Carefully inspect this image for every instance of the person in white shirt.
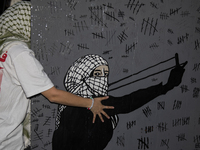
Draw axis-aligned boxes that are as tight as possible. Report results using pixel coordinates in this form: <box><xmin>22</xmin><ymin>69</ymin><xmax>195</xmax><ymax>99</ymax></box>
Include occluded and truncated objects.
<box><xmin>0</xmin><ymin>2</ymin><xmax>113</xmax><ymax>150</ymax></box>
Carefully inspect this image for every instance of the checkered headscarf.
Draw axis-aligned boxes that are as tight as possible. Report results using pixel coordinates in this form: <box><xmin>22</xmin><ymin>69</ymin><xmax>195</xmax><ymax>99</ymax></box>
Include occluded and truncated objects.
<box><xmin>65</xmin><ymin>54</ymin><xmax>109</xmax><ymax>97</ymax></box>
<box><xmin>0</xmin><ymin>1</ymin><xmax>31</xmax><ymax>54</ymax></box>
<box><xmin>55</xmin><ymin>54</ymin><xmax>109</xmax><ymax>129</ymax></box>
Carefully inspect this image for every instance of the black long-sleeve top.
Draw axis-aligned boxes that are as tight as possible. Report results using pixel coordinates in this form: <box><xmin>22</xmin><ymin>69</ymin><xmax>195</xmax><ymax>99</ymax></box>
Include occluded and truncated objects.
<box><xmin>52</xmin><ymin>82</ymin><xmax>170</xmax><ymax>150</ymax></box>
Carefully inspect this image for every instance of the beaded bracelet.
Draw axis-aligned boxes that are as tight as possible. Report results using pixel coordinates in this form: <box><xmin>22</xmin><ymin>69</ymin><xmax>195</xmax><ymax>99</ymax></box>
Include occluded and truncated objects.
<box><xmin>87</xmin><ymin>97</ymin><xmax>94</xmax><ymax>110</ymax></box>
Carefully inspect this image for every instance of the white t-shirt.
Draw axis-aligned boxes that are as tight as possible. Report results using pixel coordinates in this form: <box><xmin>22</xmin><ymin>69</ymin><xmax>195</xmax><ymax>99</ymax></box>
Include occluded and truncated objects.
<box><xmin>0</xmin><ymin>41</ymin><xmax>54</xmax><ymax>150</ymax></box>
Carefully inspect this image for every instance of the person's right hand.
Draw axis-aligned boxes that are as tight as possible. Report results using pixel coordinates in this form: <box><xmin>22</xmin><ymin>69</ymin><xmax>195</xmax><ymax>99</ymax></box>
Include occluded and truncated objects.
<box><xmin>90</xmin><ymin>96</ymin><xmax>114</xmax><ymax>123</ymax></box>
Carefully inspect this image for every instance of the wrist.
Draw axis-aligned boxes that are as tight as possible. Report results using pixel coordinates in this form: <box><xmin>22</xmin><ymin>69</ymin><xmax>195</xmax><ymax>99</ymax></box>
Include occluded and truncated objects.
<box><xmin>87</xmin><ymin>97</ymin><xmax>94</xmax><ymax>110</ymax></box>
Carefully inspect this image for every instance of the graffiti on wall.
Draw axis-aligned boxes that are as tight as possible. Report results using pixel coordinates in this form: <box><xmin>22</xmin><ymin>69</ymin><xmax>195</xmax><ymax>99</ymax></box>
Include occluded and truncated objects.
<box><xmin>52</xmin><ymin>53</ymin><xmax>186</xmax><ymax>149</ymax></box>
<box><xmin>31</xmin><ymin>0</ymin><xmax>200</xmax><ymax>149</ymax></box>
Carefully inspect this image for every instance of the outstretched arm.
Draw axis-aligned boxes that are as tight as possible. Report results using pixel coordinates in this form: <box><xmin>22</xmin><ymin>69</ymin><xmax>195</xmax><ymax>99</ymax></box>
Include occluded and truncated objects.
<box><xmin>103</xmin><ymin>82</ymin><xmax>165</xmax><ymax>115</ymax></box>
<box><xmin>102</xmin><ymin>61</ymin><xmax>186</xmax><ymax>116</ymax></box>
<box><xmin>42</xmin><ymin>87</ymin><xmax>114</xmax><ymax>123</ymax></box>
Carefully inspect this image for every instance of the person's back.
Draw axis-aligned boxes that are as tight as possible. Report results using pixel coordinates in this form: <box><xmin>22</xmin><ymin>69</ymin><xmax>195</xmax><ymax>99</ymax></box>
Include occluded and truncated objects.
<box><xmin>0</xmin><ymin>42</ymin><xmax>31</xmax><ymax>149</ymax></box>
<box><xmin>0</xmin><ymin>2</ymin><xmax>54</xmax><ymax>149</ymax></box>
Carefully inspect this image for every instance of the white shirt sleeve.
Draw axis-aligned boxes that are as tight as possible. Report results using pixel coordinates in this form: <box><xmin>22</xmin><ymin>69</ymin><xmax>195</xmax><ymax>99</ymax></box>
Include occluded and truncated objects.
<box><xmin>10</xmin><ymin>43</ymin><xmax>54</xmax><ymax>97</ymax></box>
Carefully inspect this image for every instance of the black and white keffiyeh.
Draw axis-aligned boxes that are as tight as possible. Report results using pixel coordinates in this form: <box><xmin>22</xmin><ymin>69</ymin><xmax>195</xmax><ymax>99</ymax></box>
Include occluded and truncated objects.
<box><xmin>55</xmin><ymin>54</ymin><xmax>109</xmax><ymax>129</ymax></box>
<box><xmin>65</xmin><ymin>54</ymin><xmax>109</xmax><ymax>97</ymax></box>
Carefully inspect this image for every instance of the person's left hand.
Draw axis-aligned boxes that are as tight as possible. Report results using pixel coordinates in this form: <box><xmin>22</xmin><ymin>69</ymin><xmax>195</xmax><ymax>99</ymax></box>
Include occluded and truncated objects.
<box><xmin>90</xmin><ymin>96</ymin><xmax>114</xmax><ymax>123</ymax></box>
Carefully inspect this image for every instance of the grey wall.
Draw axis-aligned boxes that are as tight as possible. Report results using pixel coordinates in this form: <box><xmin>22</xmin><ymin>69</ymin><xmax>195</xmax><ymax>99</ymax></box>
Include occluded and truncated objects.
<box><xmin>31</xmin><ymin>0</ymin><xmax>200</xmax><ymax>149</ymax></box>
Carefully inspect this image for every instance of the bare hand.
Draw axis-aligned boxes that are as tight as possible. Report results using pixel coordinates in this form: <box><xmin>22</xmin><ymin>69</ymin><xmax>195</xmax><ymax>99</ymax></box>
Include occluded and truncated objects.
<box><xmin>90</xmin><ymin>96</ymin><xmax>114</xmax><ymax>123</ymax></box>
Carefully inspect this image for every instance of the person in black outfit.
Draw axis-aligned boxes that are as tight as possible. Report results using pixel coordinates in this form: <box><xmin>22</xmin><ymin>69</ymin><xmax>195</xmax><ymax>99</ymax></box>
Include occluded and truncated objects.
<box><xmin>53</xmin><ymin>54</ymin><xmax>186</xmax><ymax>150</ymax></box>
